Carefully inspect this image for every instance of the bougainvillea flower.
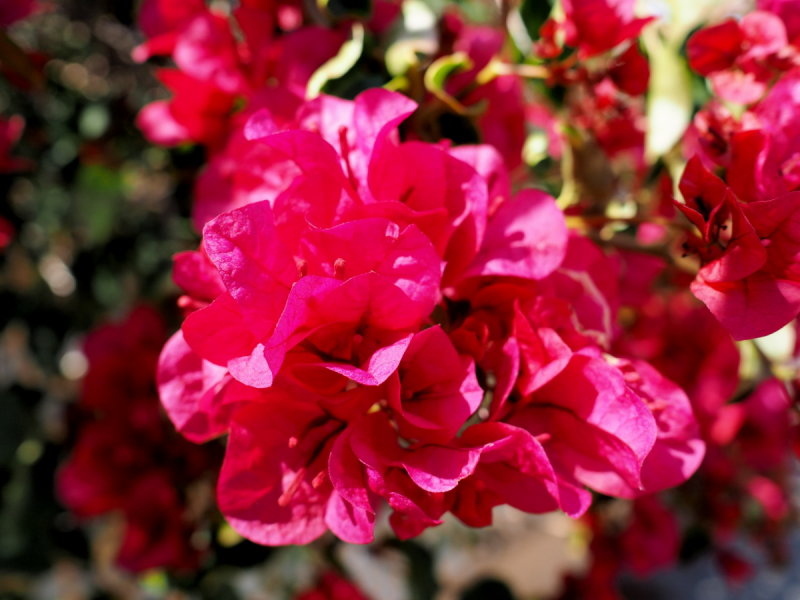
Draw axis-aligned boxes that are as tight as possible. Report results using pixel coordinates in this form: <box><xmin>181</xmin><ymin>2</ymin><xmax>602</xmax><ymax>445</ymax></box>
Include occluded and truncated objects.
<box><xmin>182</xmin><ymin>197</ymin><xmax>442</xmax><ymax>389</ymax></box>
<box><xmin>751</xmin><ymin>72</ymin><xmax>800</xmax><ymax>199</ymax></box>
<box><xmin>608</xmin><ymin>42</ymin><xmax>650</xmax><ymax>97</ymax></box>
<box><xmin>464</xmin><ymin>189</ymin><xmax>567</xmax><ymax>282</ymax></box>
<box><xmin>59</xmin><ymin>307</ymin><xmax>217</xmax><ymax>572</ymax></box>
<box><xmin>620</xmin><ymin>495</ymin><xmax>681</xmax><ymax>576</ymax></box>
<box><xmin>136</xmin><ymin>4</ymin><xmax>344</xmax><ymax>151</ymax></box>
<box><xmin>217</xmin><ymin>397</ymin><xmax>343</xmax><ymax>545</ymax></box>
<box><xmin>217</xmin><ymin>380</ymin><xmax>478</xmax><ymax>544</ymax></box>
<box><xmin>561</xmin><ymin>0</ymin><xmax>654</xmax><ymax>58</ymax></box>
<box><xmin>542</xmin><ymin>233</ymin><xmax>620</xmax><ymax>349</ymax></box>
<box><xmin>384</xmin><ymin>326</ymin><xmax>483</xmax><ymax>443</ymax></box>
<box><xmin>570</xmin><ymin>78</ymin><xmax>648</xmax><ymax>165</ymax></box>
<box><xmin>133</xmin><ymin>0</ymin><xmax>206</xmax><ymax>61</ymax></box>
<box><xmin>116</xmin><ymin>471</ymin><xmax>205</xmax><ymax>573</ymax></box>
<box><xmin>606</xmin><ymin>359</ymin><xmax>705</xmax><ymax>496</ymax></box>
<box><xmin>157</xmin><ymin>331</ymin><xmax>237</xmax><ymax>443</ymax></box>
<box><xmin>451</xmin><ymin>422</ymin><xmax>570</xmax><ymax>524</ymax></box>
<box><xmin>509</xmin><ymin>352</ymin><xmax>658</xmax><ymax>498</ymax></box>
<box><xmin>192</xmin><ymin>89</ymin><xmax>305</xmax><ymax>228</ymax></box>
<box><xmin>156</xmin><ymin>78</ymin><xmax>704</xmax><ymax>548</ymax></box>
<box><xmin>614</xmin><ymin>290</ymin><xmax>740</xmax><ymax>439</ymax></box>
<box><xmin>687</xmin><ymin>20</ymin><xmax>744</xmax><ymax>76</ymax></box>
<box><xmin>172</xmin><ymin>11</ymin><xmax>249</xmax><ymax>95</ymax></box>
<box><xmin>687</xmin><ymin>12</ymin><xmax>791</xmax><ymax>105</ymax></box>
<box><xmin>243</xmin><ymin>89</ymin><xmax>490</xmax><ymax>285</ymax></box>
<box><xmin>678</xmin><ymin>156</ymin><xmax>800</xmax><ymax>339</ymax></box>
<box><xmin>136</xmin><ymin>69</ymin><xmax>236</xmax><ymax>148</ymax></box>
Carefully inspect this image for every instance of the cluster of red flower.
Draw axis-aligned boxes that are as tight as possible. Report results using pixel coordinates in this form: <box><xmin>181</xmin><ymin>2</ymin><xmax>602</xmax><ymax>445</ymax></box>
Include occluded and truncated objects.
<box><xmin>58</xmin><ymin>307</ymin><xmax>218</xmax><ymax>572</ymax></box>
<box><xmin>132</xmin><ymin>0</ymin><xmax>711</xmax><ymax>549</ymax></box>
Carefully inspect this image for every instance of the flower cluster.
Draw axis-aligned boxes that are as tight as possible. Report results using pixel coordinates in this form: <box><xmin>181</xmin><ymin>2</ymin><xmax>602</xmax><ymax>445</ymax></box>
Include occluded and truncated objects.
<box><xmin>157</xmin><ymin>86</ymin><xmax>705</xmax><ymax>546</ymax></box>
<box><xmin>134</xmin><ymin>0</ymin><xmax>347</xmax><ymax>152</ymax></box>
<box><xmin>681</xmin><ymin>4</ymin><xmax>800</xmax><ymax>339</ymax></box>
<box><xmin>58</xmin><ymin>307</ymin><xmax>218</xmax><ymax>572</ymax></box>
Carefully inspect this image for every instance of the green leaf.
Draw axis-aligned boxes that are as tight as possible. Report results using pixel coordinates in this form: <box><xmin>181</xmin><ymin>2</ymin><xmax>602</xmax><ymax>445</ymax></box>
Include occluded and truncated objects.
<box><xmin>423</xmin><ymin>52</ymin><xmax>473</xmax><ymax>113</ymax></box>
<box><xmin>307</xmin><ymin>23</ymin><xmax>365</xmax><ymax>99</ymax></box>
<box><xmin>519</xmin><ymin>0</ymin><xmax>554</xmax><ymax>40</ymax></box>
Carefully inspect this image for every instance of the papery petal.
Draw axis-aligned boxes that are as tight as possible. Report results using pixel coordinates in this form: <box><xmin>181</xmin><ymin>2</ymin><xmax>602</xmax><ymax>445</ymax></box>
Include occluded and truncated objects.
<box><xmin>217</xmin><ymin>401</ymin><xmax>332</xmax><ymax>546</ymax></box>
<box><xmin>226</xmin><ymin>276</ymin><xmax>340</xmax><ymax>388</ymax></box>
<box><xmin>609</xmin><ymin>42</ymin><xmax>650</xmax><ymax>96</ymax></box>
<box><xmin>610</xmin><ymin>360</ymin><xmax>705</xmax><ymax>497</ymax></box>
<box><xmin>182</xmin><ymin>293</ymin><xmax>257</xmax><ymax>365</ymax></box>
<box><xmin>350</xmin><ymin>413</ymin><xmax>479</xmax><ymax>493</ymax></box>
<box><xmin>172</xmin><ymin>250</ymin><xmax>225</xmax><ymax>301</ymax></box>
<box><xmin>710</xmin><ymin>70</ymin><xmax>767</xmax><ymax>106</ymax></box>
<box><xmin>157</xmin><ymin>331</ymin><xmax>233</xmax><ymax>442</ymax></box>
<box><xmin>328</xmin><ymin>431</ymin><xmax>372</xmax><ymax>511</ymax></box>
<box><xmin>320</xmin><ymin>333</ymin><xmax>412</xmax><ymax>386</ymax></box>
<box><xmin>173</xmin><ymin>13</ymin><xmax>247</xmax><ymax>94</ymax></box>
<box><xmin>300</xmin><ymin>218</ymin><xmax>442</xmax><ymax>320</ymax></box>
<box><xmin>203</xmin><ymin>201</ymin><xmax>295</xmax><ymax>338</ymax></box>
<box><xmin>388</xmin><ymin>326</ymin><xmax>483</xmax><ymax>439</ymax></box>
<box><xmin>514</xmin><ymin>405</ymin><xmax>646</xmax><ymax>494</ymax></box>
<box><xmin>687</xmin><ymin>20</ymin><xmax>743</xmax><ymax>75</ymax></box>
<box><xmin>459</xmin><ymin>422</ymin><xmax>562</xmax><ymax>513</ymax></box>
<box><xmin>562</xmin><ymin>0</ymin><xmax>654</xmax><ymax>57</ymax></box>
<box><xmin>449</xmin><ymin>144</ymin><xmax>511</xmax><ymax>216</ymax></box>
<box><xmin>740</xmin><ymin>11</ymin><xmax>787</xmax><ymax>60</ymax></box>
<box><xmin>466</xmin><ymin>189</ymin><xmax>566</xmax><ymax>281</ymax></box>
<box><xmin>138</xmin><ymin>0</ymin><xmax>205</xmax><ymax>39</ymax></box>
<box><xmin>325</xmin><ymin>490</ymin><xmax>375</xmax><ymax>544</ymax></box>
<box><xmin>136</xmin><ymin>100</ymin><xmax>191</xmax><ymax>146</ymax></box>
<box><xmin>692</xmin><ymin>272</ymin><xmax>800</xmax><ymax>340</ymax></box>
<box><xmin>402</xmin><ymin>445</ymin><xmax>481</xmax><ymax>493</ymax></box>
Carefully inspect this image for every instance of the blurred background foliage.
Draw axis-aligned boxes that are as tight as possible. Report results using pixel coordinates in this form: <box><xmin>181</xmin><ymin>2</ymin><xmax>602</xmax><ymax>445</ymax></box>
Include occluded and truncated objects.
<box><xmin>0</xmin><ymin>1</ymin><xmax>204</xmax><ymax>595</ymax></box>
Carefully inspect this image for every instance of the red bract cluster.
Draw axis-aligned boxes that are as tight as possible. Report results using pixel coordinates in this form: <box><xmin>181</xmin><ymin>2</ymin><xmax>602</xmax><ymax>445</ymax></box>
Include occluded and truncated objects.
<box><xmin>564</xmin><ymin>376</ymin><xmax>797</xmax><ymax>595</ymax></box>
<box><xmin>295</xmin><ymin>571</ymin><xmax>371</xmax><ymax>600</ymax></box>
<box><xmin>58</xmin><ymin>307</ymin><xmax>218</xmax><ymax>572</ymax></box>
<box><xmin>682</xmin><ymin>4</ymin><xmax>800</xmax><ymax>339</ymax></box>
<box><xmin>134</xmin><ymin>0</ymin><xmax>347</xmax><ymax>150</ymax></box>
<box><xmin>156</xmin><ymin>87</ymin><xmax>705</xmax><ymax>546</ymax></box>
<box><xmin>561</xmin><ymin>0</ymin><xmax>653</xmax><ymax>59</ymax></box>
